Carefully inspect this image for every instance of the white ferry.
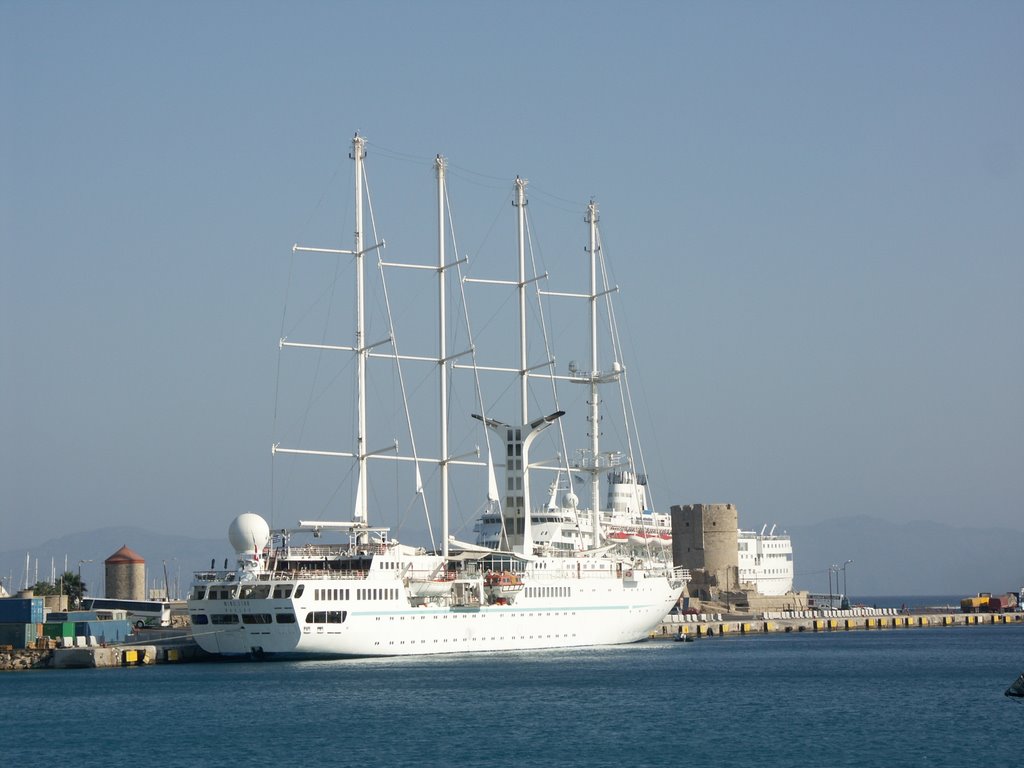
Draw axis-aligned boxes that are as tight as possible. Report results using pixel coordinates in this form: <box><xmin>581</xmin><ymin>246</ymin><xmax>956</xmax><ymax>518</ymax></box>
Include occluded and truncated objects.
<box><xmin>738</xmin><ymin>525</ymin><xmax>794</xmax><ymax>596</ymax></box>
<box><xmin>187</xmin><ymin>135</ymin><xmax>687</xmax><ymax>658</ymax></box>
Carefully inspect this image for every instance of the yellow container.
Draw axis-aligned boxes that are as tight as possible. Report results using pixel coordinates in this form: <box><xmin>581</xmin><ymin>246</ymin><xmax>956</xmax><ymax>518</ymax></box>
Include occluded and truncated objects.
<box><xmin>123</xmin><ymin>649</ymin><xmax>138</xmax><ymax>664</ymax></box>
<box><xmin>866</xmin><ymin>618</ymin><xmax>876</xmax><ymax>628</ymax></box>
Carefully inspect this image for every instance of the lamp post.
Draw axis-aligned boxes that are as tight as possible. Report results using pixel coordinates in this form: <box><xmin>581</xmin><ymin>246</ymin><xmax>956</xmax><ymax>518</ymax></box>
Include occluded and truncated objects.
<box><xmin>77</xmin><ymin>559</ymin><xmax>93</xmax><ymax>609</ymax></box>
<box><xmin>827</xmin><ymin>565</ymin><xmax>833</xmax><ymax>609</ymax></box>
<box><xmin>842</xmin><ymin>560</ymin><xmax>853</xmax><ymax>606</ymax></box>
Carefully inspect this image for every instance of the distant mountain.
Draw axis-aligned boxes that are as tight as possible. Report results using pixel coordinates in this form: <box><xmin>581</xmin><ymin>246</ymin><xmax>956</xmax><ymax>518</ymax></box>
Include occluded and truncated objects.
<box><xmin>788</xmin><ymin>515</ymin><xmax>1024</xmax><ymax>598</ymax></box>
<box><xmin>0</xmin><ymin>526</ymin><xmax>224</xmax><ymax>599</ymax></box>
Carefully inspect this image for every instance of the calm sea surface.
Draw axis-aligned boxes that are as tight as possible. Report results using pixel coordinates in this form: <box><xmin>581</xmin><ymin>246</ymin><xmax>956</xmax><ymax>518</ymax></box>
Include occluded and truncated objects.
<box><xmin>2</xmin><ymin>623</ymin><xmax>1021</xmax><ymax>767</ymax></box>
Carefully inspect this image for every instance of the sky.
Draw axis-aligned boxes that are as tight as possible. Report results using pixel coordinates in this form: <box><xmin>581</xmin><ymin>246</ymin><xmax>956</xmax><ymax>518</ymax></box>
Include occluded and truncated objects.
<box><xmin>2</xmin><ymin>1</ymin><xmax>1022</xmax><ymax>557</ymax></box>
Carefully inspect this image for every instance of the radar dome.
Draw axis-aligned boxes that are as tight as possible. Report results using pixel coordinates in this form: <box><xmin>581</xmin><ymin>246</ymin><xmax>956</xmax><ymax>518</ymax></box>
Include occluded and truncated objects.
<box><xmin>228</xmin><ymin>513</ymin><xmax>271</xmax><ymax>554</ymax></box>
<box><xmin>562</xmin><ymin>491</ymin><xmax>579</xmax><ymax>509</ymax></box>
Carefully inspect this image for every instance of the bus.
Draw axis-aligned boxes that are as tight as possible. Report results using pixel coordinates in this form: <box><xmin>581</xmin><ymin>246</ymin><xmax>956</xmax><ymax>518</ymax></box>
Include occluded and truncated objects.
<box><xmin>82</xmin><ymin>597</ymin><xmax>172</xmax><ymax>627</ymax></box>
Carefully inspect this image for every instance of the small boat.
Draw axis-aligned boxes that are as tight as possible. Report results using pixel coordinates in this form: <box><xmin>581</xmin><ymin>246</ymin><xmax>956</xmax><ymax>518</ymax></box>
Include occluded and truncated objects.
<box><xmin>1006</xmin><ymin>673</ymin><xmax>1024</xmax><ymax>698</ymax></box>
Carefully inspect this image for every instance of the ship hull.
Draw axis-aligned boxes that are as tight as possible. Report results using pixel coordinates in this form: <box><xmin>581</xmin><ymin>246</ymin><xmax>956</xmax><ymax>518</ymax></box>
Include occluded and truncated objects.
<box><xmin>189</xmin><ymin>575</ymin><xmax>681</xmax><ymax>658</ymax></box>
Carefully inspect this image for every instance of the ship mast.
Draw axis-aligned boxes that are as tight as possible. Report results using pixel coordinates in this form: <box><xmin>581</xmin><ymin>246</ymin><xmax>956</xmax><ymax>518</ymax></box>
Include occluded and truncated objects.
<box><xmin>352</xmin><ymin>134</ymin><xmax>369</xmax><ymax>536</ymax></box>
<box><xmin>514</xmin><ymin>177</ymin><xmax>533</xmax><ymax>556</ymax></box>
<box><xmin>437</xmin><ymin>154</ymin><xmax>449</xmax><ymax>559</ymax></box>
<box><xmin>586</xmin><ymin>200</ymin><xmax>601</xmax><ymax>549</ymax></box>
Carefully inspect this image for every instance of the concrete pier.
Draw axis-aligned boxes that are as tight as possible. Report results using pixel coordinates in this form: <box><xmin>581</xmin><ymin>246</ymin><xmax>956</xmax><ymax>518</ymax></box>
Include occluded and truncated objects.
<box><xmin>51</xmin><ymin>645</ymin><xmax>159</xmax><ymax>669</ymax></box>
<box><xmin>653</xmin><ymin>610</ymin><xmax>1023</xmax><ymax>639</ymax></box>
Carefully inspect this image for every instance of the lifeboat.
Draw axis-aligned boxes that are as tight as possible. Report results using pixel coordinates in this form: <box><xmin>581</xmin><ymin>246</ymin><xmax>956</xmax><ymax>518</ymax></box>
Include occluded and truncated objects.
<box><xmin>606</xmin><ymin>531</ymin><xmax>629</xmax><ymax>543</ymax></box>
<box><xmin>485</xmin><ymin>571</ymin><xmax>524</xmax><ymax>593</ymax></box>
<box><xmin>484</xmin><ymin>571</ymin><xmax>524</xmax><ymax>605</ymax></box>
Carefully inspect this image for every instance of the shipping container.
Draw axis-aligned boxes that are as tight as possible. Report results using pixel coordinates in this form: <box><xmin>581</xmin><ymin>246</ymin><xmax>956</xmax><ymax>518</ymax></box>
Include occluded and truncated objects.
<box><xmin>0</xmin><ymin>598</ymin><xmax>44</xmax><ymax>624</ymax></box>
<box><xmin>74</xmin><ymin>619</ymin><xmax>132</xmax><ymax>644</ymax></box>
<box><xmin>961</xmin><ymin>596</ymin><xmax>987</xmax><ymax>613</ymax></box>
<box><xmin>987</xmin><ymin>595</ymin><xmax>1012</xmax><ymax>612</ymax></box>
<box><xmin>0</xmin><ymin>622</ymin><xmax>40</xmax><ymax>649</ymax></box>
<box><xmin>42</xmin><ymin>621</ymin><xmax>76</xmax><ymax>638</ymax></box>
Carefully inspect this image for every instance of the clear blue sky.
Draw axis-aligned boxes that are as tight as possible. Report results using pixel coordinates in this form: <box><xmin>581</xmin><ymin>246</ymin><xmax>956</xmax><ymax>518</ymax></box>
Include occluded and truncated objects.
<box><xmin>2</xmin><ymin>1</ymin><xmax>1021</xmax><ymax>552</ymax></box>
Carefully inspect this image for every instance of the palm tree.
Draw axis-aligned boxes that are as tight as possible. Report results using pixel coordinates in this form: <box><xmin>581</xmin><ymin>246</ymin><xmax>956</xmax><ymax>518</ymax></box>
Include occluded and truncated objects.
<box><xmin>58</xmin><ymin>571</ymin><xmax>87</xmax><ymax>608</ymax></box>
<box><xmin>28</xmin><ymin>572</ymin><xmax>87</xmax><ymax>607</ymax></box>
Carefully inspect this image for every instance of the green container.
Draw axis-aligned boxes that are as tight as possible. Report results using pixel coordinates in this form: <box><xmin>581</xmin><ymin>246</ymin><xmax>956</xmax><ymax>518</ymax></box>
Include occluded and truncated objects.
<box><xmin>42</xmin><ymin>621</ymin><xmax>75</xmax><ymax>638</ymax></box>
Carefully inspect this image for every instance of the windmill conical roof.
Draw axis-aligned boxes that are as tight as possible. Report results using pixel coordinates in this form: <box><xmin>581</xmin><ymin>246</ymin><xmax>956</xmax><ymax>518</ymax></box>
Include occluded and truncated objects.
<box><xmin>105</xmin><ymin>544</ymin><xmax>145</xmax><ymax>565</ymax></box>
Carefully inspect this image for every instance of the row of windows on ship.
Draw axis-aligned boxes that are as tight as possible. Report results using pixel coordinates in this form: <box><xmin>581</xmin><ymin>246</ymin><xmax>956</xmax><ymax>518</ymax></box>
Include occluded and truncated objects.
<box><xmin>192</xmin><ymin>612</ymin><xmax>341</xmax><ymax>626</ymax></box>
<box><xmin>194</xmin><ymin>599</ymin><xmax>579</xmax><ymax>628</ymax></box>
<box><xmin>193</xmin><ymin>584</ymin><xmax>573</xmax><ymax>603</ymax></box>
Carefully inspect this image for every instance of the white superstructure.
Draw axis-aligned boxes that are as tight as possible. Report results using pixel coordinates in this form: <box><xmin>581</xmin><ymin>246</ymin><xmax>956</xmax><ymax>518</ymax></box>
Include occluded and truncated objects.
<box><xmin>187</xmin><ymin>135</ymin><xmax>686</xmax><ymax>658</ymax></box>
<box><xmin>737</xmin><ymin>525</ymin><xmax>794</xmax><ymax>596</ymax></box>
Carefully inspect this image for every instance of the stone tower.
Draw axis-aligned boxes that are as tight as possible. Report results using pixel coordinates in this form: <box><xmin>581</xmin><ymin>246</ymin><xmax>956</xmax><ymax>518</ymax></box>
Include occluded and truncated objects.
<box><xmin>671</xmin><ymin>503</ymin><xmax>739</xmax><ymax>597</ymax></box>
<box><xmin>104</xmin><ymin>545</ymin><xmax>146</xmax><ymax>600</ymax></box>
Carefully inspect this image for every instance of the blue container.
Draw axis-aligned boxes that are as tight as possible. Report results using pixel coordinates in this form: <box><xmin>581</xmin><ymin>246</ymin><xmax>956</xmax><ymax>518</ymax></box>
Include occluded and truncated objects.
<box><xmin>75</xmin><ymin>619</ymin><xmax>131</xmax><ymax>644</ymax></box>
<box><xmin>0</xmin><ymin>621</ymin><xmax>40</xmax><ymax>649</ymax></box>
<box><xmin>0</xmin><ymin>598</ymin><xmax>44</xmax><ymax>624</ymax></box>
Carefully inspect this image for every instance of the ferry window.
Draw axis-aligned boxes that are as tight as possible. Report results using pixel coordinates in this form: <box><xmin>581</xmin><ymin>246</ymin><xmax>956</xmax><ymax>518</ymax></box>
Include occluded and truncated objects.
<box><xmin>211</xmin><ymin>614</ymin><xmax>239</xmax><ymax>625</ymax></box>
<box><xmin>242</xmin><ymin>614</ymin><xmax>273</xmax><ymax>624</ymax></box>
<box><xmin>273</xmin><ymin>585</ymin><xmax>293</xmax><ymax>599</ymax></box>
<box><xmin>192</xmin><ymin>614</ymin><xmax>209</xmax><ymax>625</ymax></box>
<box><xmin>327</xmin><ymin>611</ymin><xmax>346</xmax><ymax>623</ymax></box>
<box><xmin>294</xmin><ymin>585</ymin><xmax>305</xmax><ymax>598</ymax></box>
<box><xmin>276</xmin><ymin>613</ymin><xmax>296</xmax><ymax>623</ymax></box>
<box><xmin>240</xmin><ymin>584</ymin><xmax>271</xmax><ymax>600</ymax></box>
<box><xmin>192</xmin><ymin>586</ymin><xmax>207</xmax><ymax>600</ymax></box>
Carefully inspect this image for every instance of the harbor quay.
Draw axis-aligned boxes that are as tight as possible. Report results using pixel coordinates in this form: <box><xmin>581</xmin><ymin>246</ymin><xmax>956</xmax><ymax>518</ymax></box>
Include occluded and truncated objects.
<box><xmin>652</xmin><ymin>608</ymin><xmax>1024</xmax><ymax>639</ymax></box>
<box><xmin>2</xmin><ymin>609</ymin><xmax>1020</xmax><ymax>670</ymax></box>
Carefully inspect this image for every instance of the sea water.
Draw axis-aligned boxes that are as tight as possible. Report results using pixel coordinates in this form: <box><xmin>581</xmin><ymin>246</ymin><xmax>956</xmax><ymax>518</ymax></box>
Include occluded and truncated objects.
<box><xmin>1</xmin><ymin>623</ymin><xmax>1021</xmax><ymax>767</ymax></box>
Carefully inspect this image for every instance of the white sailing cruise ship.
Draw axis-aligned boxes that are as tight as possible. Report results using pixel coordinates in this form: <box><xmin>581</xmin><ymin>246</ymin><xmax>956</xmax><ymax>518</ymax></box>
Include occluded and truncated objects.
<box><xmin>187</xmin><ymin>135</ymin><xmax>687</xmax><ymax>658</ymax></box>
